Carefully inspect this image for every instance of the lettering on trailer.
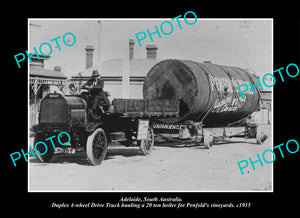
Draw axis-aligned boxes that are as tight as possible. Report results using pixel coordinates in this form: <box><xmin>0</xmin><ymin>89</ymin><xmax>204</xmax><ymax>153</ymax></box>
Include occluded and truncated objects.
<box><xmin>208</xmin><ymin>75</ymin><xmax>247</xmax><ymax>113</ymax></box>
<box><xmin>152</xmin><ymin>123</ymin><xmax>187</xmax><ymax>130</ymax></box>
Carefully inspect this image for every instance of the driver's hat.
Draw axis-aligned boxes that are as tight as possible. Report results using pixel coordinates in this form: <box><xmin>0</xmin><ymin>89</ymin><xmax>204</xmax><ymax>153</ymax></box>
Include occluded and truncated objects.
<box><xmin>91</xmin><ymin>70</ymin><xmax>100</xmax><ymax>77</ymax></box>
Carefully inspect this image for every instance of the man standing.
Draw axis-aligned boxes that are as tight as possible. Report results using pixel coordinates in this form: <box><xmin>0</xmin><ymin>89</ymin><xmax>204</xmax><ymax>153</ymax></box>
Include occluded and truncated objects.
<box><xmin>81</xmin><ymin>70</ymin><xmax>110</xmax><ymax>113</ymax></box>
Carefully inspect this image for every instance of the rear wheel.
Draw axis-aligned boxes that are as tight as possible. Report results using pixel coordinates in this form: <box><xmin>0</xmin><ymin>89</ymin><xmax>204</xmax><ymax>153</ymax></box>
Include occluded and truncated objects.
<box><xmin>203</xmin><ymin>131</ymin><xmax>214</xmax><ymax>149</ymax></box>
<box><xmin>138</xmin><ymin>127</ymin><xmax>154</xmax><ymax>155</ymax></box>
<box><xmin>86</xmin><ymin>128</ymin><xmax>108</xmax><ymax>165</ymax></box>
<box><xmin>256</xmin><ymin>126</ymin><xmax>268</xmax><ymax>145</ymax></box>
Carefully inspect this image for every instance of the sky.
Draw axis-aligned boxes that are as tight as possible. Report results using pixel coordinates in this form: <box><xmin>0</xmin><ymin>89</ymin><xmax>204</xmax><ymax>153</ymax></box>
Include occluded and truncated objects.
<box><xmin>29</xmin><ymin>19</ymin><xmax>272</xmax><ymax>79</ymax></box>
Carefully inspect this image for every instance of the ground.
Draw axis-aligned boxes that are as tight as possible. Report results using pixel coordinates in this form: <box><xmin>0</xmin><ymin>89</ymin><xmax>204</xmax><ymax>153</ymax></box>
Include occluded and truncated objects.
<box><xmin>29</xmin><ymin>124</ymin><xmax>272</xmax><ymax>191</ymax></box>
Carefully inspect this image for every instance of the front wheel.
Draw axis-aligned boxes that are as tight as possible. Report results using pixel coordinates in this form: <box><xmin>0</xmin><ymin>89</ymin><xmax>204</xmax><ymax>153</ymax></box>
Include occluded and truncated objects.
<box><xmin>138</xmin><ymin>127</ymin><xmax>154</xmax><ymax>155</ymax></box>
<box><xmin>86</xmin><ymin>128</ymin><xmax>108</xmax><ymax>165</ymax></box>
<box><xmin>33</xmin><ymin>133</ymin><xmax>54</xmax><ymax>163</ymax></box>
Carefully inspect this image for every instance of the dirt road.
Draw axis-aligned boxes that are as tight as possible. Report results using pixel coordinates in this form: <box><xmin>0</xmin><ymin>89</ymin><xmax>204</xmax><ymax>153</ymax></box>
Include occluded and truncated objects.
<box><xmin>29</xmin><ymin>125</ymin><xmax>272</xmax><ymax>191</ymax></box>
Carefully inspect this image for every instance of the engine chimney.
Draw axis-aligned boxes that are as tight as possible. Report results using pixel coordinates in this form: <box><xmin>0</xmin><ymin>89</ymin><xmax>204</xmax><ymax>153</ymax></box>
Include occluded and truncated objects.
<box><xmin>85</xmin><ymin>46</ymin><xmax>94</xmax><ymax>69</ymax></box>
<box><xmin>146</xmin><ymin>45</ymin><xmax>158</xmax><ymax>59</ymax></box>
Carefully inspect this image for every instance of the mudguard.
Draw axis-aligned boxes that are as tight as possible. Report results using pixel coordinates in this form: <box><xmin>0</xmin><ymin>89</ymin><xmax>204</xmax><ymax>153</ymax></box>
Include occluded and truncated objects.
<box><xmin>85</xmin><ymin>121</ymin><xmax>106</xmax><ymax>133</ymax></box>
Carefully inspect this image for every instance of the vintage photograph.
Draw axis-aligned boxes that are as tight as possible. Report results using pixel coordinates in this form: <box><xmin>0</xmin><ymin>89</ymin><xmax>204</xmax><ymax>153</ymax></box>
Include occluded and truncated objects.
<box><xmin>28</xmin><ymin>18</ymin><xmax>273</xmax><ymax>191</ymax></box>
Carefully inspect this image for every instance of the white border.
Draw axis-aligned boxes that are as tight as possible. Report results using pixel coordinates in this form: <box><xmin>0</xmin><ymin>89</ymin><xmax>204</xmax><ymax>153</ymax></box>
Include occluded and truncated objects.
<box><xmin>28</xmin><ymin>18</ymin><xmax>273</xmax><ymax>193</ymax></box>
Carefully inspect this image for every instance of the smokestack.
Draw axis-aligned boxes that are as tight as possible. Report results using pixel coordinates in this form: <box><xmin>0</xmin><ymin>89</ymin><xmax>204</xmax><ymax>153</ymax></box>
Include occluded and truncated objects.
<box><xmin>85</xmin><ymin>45</ymin><xmax>94</xmax><ymax>69</ymax></box>
<box><xmin>129</xmin><ymin>38</ymin><xmax>135</xmax><ymax>60</ymax></box>
<box><xmin>146</xmin><ymin>45</ymin><xmax>158</xmax><ymax>59</ymax></box>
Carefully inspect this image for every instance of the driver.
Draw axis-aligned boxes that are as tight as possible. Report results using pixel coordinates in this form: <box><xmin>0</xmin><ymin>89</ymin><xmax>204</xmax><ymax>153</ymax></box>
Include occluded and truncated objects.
<box><xmin>81</xmin><ymin>70</ymin><xmax>110</xmax><ymax>113</ymax></box>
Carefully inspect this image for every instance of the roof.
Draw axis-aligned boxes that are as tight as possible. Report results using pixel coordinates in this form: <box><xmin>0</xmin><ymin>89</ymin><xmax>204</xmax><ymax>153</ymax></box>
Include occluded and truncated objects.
<box><xmin>73</xmin><ymin>58</ymin><xmax>160</xmax><ymax>78</ymax></box>
<box><xmin>30</xmin><ymin>66</ymin><xmax>67</xmax><ymax>79</ymax></box>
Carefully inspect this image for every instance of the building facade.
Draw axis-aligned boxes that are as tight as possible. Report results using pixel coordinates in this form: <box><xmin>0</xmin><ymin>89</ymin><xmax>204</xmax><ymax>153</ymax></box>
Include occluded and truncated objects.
<box><xmin>29</xmin><ymin>55</ymin><xmax>67</xmax><ymax>127</ymax></box>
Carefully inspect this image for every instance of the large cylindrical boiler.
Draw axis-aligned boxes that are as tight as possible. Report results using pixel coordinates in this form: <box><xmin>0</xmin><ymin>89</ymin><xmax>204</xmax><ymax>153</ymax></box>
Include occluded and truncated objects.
<box><xmin>143</xmin><ymin>59</ymin><xmax>261</xmax><ymax>126</ymax></box>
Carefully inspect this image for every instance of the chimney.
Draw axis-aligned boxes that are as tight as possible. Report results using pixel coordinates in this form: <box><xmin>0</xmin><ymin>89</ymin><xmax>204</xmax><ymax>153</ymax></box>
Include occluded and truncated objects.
<box><xmin>146</xmin><ymin>45</ymin><xmax>158</xmax><ymax>59</ymax></box>
<box><xmin>53</xmin><ymin>66</ymin><xmax>61</xmax><ymax>72</ymax></box>
<box><xmin>29</xmin><ymin>54</ymin><xmax>49</xmax><ymax>68</ymax></box>
<box><xmin>129</xmin><ymin>38</ymin><xmax>135</xmax><ymax>60</ymax></box>
<box><xmin>85</xmin><ymin>45</ymin><xmax>94</xmax><ymax>69</ymax></box>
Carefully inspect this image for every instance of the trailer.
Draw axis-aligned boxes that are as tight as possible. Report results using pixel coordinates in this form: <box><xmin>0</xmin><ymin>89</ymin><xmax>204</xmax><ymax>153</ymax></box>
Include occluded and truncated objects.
<box><xmin>112</xmin><ymin>98</ymin><xmax>267</xmax><ymax>148</ymax></box>
<box><xmin>112</xmin><ymin>98</ymin><xmax>217</xmax><ymax>147</ymax></box>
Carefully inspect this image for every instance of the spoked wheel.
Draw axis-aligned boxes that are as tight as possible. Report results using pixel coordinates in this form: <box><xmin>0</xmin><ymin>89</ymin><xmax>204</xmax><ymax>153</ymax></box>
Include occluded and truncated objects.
<box><xmin>256</xmin><ymin>126</ymin><xmax>268</xmax><ymax>145</ymax></box>
<box><xmin>138</xmin><ymin>127</ymin><xmax>154</xmax><ymax>155</ymax></box>
<box><xmin>33</xmin><ymin>133</ymin><xmax>54</xmax><ymax>163</ymax></box>
<box><xmin>86</xmin><ymin>128</ymin><xmax>108</xmax><ymax>165</ymax></box>
<box><xmin>203</xmin><ymin>131</ymin><xmax>214</xmax><ymax>149</ymax></box>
